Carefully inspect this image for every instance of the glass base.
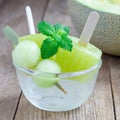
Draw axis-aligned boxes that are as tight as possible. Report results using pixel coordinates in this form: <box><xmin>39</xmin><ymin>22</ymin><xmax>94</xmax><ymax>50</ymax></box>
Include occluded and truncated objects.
<box><xmin>25</xmin><ymin>93</ymin><xmax>91</xmax><ymax>112</ymax></box>
<box><xmin>17</xmin><ymin>70</ymin><xmax>97</xmax><ymax>112</ymax></box>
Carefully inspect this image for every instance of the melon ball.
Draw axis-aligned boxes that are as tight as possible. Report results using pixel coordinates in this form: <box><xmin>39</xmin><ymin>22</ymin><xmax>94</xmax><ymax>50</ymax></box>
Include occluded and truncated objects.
<box><xmin>36</xmin><ymin>59</ymin><xmax>61</xmax><ymax>73</ymax></box>
<box><xmin>32</xmin><ymin>60</ymin><xmax>61</xmax><ymax>88</ymax></box>
<box><xmin>12</xmin><ymin>40</ymin><xmax>40</xmax><ymax>68</ymax></box>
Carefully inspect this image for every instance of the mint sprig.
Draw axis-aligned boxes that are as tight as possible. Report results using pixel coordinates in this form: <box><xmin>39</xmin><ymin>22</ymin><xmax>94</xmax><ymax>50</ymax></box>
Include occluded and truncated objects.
<box><xmin>37</xmin><ymin>21</ymin><xmax>73</xmax><ymax>59</ymax></box>
<box><xmin>54</xmin><ymin>24</ymin><xmax>70</xmax><ymax>34</ymax></box>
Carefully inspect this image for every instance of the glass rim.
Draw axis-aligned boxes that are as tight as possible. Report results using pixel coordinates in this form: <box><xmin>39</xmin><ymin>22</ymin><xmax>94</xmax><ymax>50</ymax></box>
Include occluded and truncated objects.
<box><xmin>14</xmin><ymin>60</ymin><xmax>102</xmax><ymax>79</ymax></box>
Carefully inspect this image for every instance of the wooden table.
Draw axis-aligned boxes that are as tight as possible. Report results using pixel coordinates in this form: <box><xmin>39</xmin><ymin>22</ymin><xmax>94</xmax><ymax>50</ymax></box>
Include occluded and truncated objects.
<box><xmin>0</xmin><ymin>0</ymin><xmax>120</xmax><ymax>120</ymax></box>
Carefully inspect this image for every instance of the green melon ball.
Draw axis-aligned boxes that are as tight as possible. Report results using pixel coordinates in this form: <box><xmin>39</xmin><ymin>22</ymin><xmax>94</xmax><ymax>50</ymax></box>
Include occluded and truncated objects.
<box><xmin>36</xmin><ymin>59</ymin><xmax>61</xmax><ymax>73</ymax></box>
<box><xmin>32</xmin><ymin>60</ymin><xmax>61</xmax><ymax>88</ymax></box>
<box><xmin>12</xmin><ymin>40</ymin><xmax>40</xmax><ymax>68</ymax></box>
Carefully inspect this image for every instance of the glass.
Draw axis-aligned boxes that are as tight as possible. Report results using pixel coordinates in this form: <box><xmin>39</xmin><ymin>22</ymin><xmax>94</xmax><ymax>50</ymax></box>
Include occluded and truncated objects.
<box><xmin>14</xmin><ymin>60</ymin><xmax>102</xmax><ymax>112</ymax></box>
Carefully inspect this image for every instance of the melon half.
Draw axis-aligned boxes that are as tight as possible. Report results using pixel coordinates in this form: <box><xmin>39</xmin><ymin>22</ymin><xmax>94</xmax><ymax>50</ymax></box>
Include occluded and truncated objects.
<box><xmin>68</xmin><ymin>0</ymin><xmax>120</xmax><ymax>56</ymax></box>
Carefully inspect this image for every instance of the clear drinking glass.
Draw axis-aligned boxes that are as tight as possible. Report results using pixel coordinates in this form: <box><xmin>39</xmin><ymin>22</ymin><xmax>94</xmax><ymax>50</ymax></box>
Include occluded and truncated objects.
<box><xmin>14</xmin><ymin>60</ymin><xmax>102</xmax><ymax>112</ymax></box>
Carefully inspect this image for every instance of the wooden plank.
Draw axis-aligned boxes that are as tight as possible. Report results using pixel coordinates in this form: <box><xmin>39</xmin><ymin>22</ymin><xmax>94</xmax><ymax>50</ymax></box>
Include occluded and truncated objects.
<box><xmin>44</xmin><ymin>1</ymin><xmax>114</xmax><ymax>119</ymax></box>
<box><xmin>109</xmin><ymin>56</ymin><xmax>120</xmax><ymax>120</ymax></box>
<box><xmin>44</xmin><ymin>0</ymin><xmax>78</xmax><ymax>37</ymax></box>
<box><xmin>85</xmin><ymin>54</ymin><xmax>115</xmax><ymax>120</ymax></box>
<box><xmin>0</xmin><ymin>1</ymin><xmax>24</xmax><ymax>120</ymax></box>
<box><xmin>0</xmin><ymin>0</ymin><xmax>47</xmax><ymax>120</ymax></box>
<box><xmin>14</xmin><ymin>0</ymin><xmax>115</xmax><ymax>120</ymax></box>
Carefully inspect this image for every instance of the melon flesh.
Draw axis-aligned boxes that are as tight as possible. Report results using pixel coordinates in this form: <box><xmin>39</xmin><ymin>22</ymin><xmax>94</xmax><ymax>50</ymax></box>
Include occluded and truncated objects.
<box><xmin>109</xmin><ymin>0</ymin><xmax>120</xmax><ymax>4</ymax></box>
<box><xmin>32</xmin><ymin>59</ymin><xmax>61</xmax><ymax>88</ymax></box>
<box><xmin>12</xmin><ymin>40</ymin><xmax>40</xmax><ymax>68</ymax></box>
<box><xmin>19</xmin><ymin>34</ymin><xmax>47</xmax><ymax>46</ymax></box>
<box><xmin>76</xmin><ymin>0</ymin><xmax>120</xmax><ymax>15</ymax></box>
<box><xmin>18</xmin><ymin>34</ymin><xmax>102</xmax><ymax>84</ymax></box>
<box><xmin>19</xmin><ymin>34</ymin><xmax>102</xmax><ymax>72</ymax></box>
<box><xmin>51</xmin><ymin>36</ymin><xmax>102</xmax><ymax>72</ymax></box>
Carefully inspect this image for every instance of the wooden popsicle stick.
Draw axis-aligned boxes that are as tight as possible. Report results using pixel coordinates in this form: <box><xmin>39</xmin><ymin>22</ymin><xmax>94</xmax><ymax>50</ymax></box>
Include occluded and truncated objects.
<box><xmin>25</xmin><ymin>6</ymin><xmax>35</xmax><ymax>34</ymax></box>
<box><xmin>25</xmin><ymin>5</ymin><xmax>67</xmax><ymax>94</ymax></box>
<box><xmin>56</xmin><ymin>83</ymin><xmax>67</xmax><ymax>94</ymax></box>
<box><xmin>79</xmin><ymin>12</ymin><xmax>100</xmax><ymax>46</ymax></box>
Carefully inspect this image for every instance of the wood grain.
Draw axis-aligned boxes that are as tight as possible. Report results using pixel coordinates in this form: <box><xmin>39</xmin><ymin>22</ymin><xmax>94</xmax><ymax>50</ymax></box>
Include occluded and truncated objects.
<box><xmin>0</xmin><ymin>0</ymin><xmax>23</xmax><ymax>120</ymax></box>
<box><xmin>44</xmin><ymin>1</ymin><xmax>115</xmax><ymax>119</ymax></box>
<box><xmin>0</xmin><ymin>0</ymin><xmax>47</xmax><ymax>120</ymax></box>
<box><xmin>109</xmin><ymin>56</ymin><xmax>120</xmax><ymax>120</ymax></box>
<box><xmin>14</xmin><ymin>0</ymin><xmax>115</xmax><ymax>120</ymax></box>
<box><xmin>44</xmin><ymin>0</ymin><xmax>78</xmax><ymax>37</ymax></box>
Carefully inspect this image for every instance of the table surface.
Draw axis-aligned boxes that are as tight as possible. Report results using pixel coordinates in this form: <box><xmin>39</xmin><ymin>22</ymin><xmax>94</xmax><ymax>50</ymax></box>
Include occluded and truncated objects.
<box><xmin>0</xmin><ymin>0</ymin><xmax>120</xmax><ymax>120</ymax></box>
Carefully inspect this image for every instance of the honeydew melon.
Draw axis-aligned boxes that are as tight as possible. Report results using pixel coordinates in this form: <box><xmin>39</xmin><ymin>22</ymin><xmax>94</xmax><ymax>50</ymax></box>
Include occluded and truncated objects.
<box><xmin>109</xmin><ymin>0</ymin><xmax>120</xmax><ymax>4</ymax></box>
<box><xmin>32</xmin><ymin>59</ymin><xmax>61</xmax><ymax>88</ymax></box>
<box><xmin>12</xmin><ymin>40</ymin><xmax>40</xmax><ymax>68</ymax></box>
<box><xmin>68</xmin><ymin>0</ymin><xmax>120</xmax><ymax>56</ymax></box>
<box><xmin>19</xmin><ymin>34</ymin><xmax>102</xmax><ymax>72</ymax></box>
<box><xmin>51</xmin><ymin>36</ymin><xmax>102</xmax><ymax>72</ymax></box>
<box><xmin>19</xmin><ymin>34</ymin><xmax>101</xmax><ymax>85</ymax></box>
<box><xmin>36</xmin><ymin>59</ymin><xmax>61</xmax><ymax>73</ymax></box>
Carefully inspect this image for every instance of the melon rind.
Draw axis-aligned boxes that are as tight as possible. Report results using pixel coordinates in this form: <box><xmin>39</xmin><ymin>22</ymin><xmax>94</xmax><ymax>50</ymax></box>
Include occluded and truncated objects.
<box><xmin>68</xmin><ymin>0</ymin><xmax>120</xmax><ymax>56</ymax></box>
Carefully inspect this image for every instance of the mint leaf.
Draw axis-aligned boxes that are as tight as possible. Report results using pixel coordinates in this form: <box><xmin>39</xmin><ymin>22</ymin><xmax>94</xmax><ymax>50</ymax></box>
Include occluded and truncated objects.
<box><xmin>53</xmin><ymin>34</ymin><xmax>73</xmax><ymax>51</ymax></box>
<box><xmin>54</xmin><ymin>24</ymin><xmax>63</xmax><ymax>32</ymax></box>
<box><xmin>59</xmin><ymin>36</ymin><xmax>73</xmax><ymax>51</ymax></box>
<box><xmin>54</xmin><ymin>24</ymin><xmax>70</xmax><ymax>34</ymax></box>
<box><xmin>57</xmin><ymin>29</ymin><xmax>67</xmax><ymax>36</ymax></box>
<box><xmin>41</xmin><ymin>38</ymin><xmax>59</xmax><ymax>59</ymax></box>
<box><xmin>54</xmin><ymin>34</ymin><xmax>62</xmax><ymax>43</ymax></box>
<box><xmin>37</xmin><ymin>21</ymin><xmax>55</xmax><ymax>37</ymax></box>
<box><xmin>63</xmin><ymin>26</ymin><xmax>70</xmax><ymax>34</ymax></box>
